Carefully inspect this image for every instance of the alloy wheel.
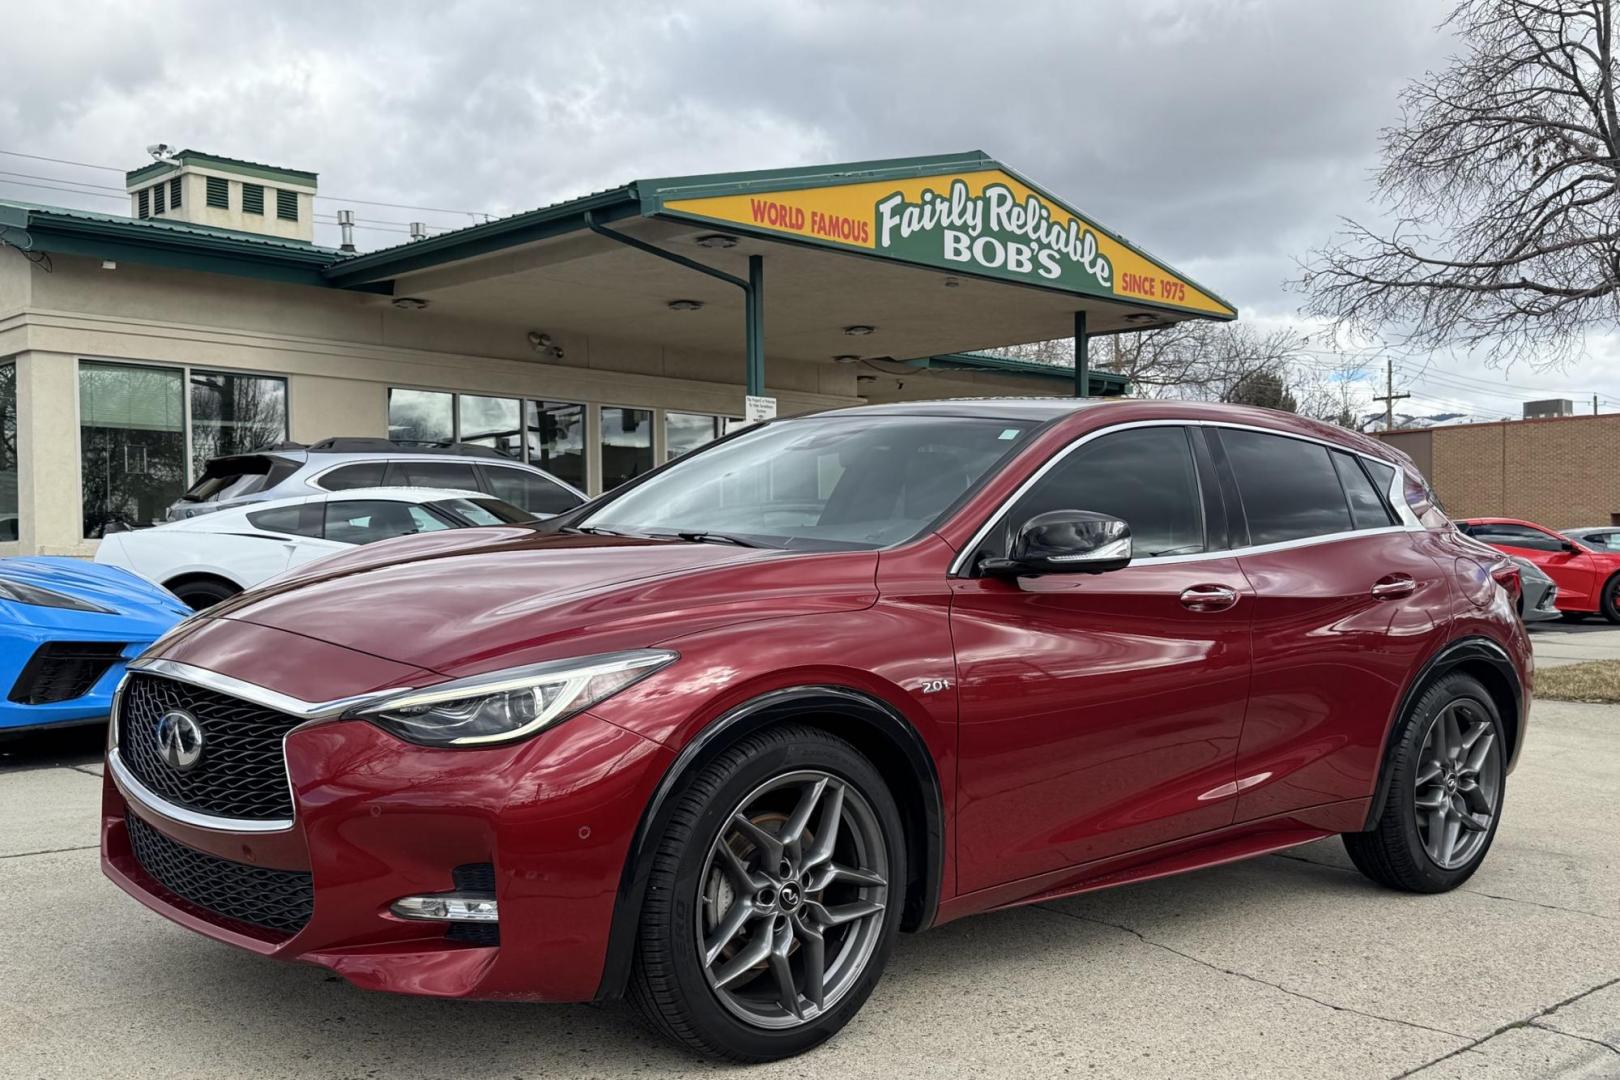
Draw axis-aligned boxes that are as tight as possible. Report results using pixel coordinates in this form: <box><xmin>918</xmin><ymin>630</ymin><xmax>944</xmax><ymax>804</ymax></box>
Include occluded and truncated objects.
<box><xmin>695</xmin><ymin>770</ymin><xmax>889</xmax><ymax>1029</ymax></box>
<box><xmin>1414</xmin><ymin>700</ymin><xmax>1502</xmax><ymax>870</ymax></box>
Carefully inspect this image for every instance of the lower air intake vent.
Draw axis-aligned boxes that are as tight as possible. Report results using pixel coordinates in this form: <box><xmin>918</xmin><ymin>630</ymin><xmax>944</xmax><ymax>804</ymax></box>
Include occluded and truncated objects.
<box><xmin>126</xmin><ymin>813</ymin><xmax>313</xmax><ymax>936</ymax></box>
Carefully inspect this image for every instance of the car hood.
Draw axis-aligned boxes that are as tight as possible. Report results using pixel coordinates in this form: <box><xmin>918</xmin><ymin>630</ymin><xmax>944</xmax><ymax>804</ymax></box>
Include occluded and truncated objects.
<box><xmin>0</xmin><ymin>556</ymin><xmax>191</xmax><ymax>634</ymax></box>
<box><xmin>205</xmin><ymin>526</ymin><xmax>879</xmax><ymax>675</ymax></box>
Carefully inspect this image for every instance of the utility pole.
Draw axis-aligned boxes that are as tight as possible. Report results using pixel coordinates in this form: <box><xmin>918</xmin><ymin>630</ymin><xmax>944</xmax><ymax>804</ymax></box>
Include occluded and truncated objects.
<box><xmin>1595</xmin><ymin>394</ymin><xmax>1601</xmax><ymax>416</ymax></box>
<box><xmin>1372</xmin><ymin>358</ymin><xmax>1410</xmax><ymax>430</ymax></box>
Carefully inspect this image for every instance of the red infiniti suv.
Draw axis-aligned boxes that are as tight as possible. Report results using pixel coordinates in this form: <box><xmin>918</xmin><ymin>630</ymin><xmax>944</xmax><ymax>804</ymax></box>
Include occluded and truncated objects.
<box><xmin>102</xmin><ymin>400</ymin><xmax>1531</xmax><ymax>1061</ymax></box>
<box><xmin>1455</xmin><ymin>516</ymin><xmax>1620</xmax><ymax>623</ymax></box>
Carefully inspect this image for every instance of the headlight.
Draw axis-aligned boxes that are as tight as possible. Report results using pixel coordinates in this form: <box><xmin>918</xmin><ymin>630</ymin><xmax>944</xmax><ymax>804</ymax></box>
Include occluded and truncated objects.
<box><xmin>351</xmin><ymin>649</ymin><xmax>677</xmax><ymax>747</ymax></box>
<box><xmin>0</xmin><ymin>578</ymin><xmax>113</xmax><ymax>614</ymax></box>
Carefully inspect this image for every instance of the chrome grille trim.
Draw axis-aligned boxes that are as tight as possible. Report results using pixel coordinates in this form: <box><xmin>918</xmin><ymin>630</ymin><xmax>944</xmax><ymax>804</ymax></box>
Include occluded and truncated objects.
<box><xmin>107</xmin><ymin>657</ymin><xmax>409</xmax><ymax>833</ymax></box>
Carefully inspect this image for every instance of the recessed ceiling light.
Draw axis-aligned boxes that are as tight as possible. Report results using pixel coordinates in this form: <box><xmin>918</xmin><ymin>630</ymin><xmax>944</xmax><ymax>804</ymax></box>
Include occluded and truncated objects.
<box><xmin>943</xmin><ymin>277</ymin><xmax>961</xmax><ymax>288</ymax></box>
<box><xmin>668</xmin><ymin>299</ymin><xmax>704</xmax><ymax>311</ymax></box>
<box><xmin>832</xmin><ymin>354</ymin><xmax>861</xmax><ymax>364</ymax></box>
<box><xmin>695</xmin><ymin>234</ymin><xmax>738</xmax><ymax>249</ymax></box>
<box><xmin>1124</xmin><ymin>313</ymin><xmax>1158</xmax><ymax>324</ymax></box>
<box><xmin>843</xmin><ymin>325</ymin><xmax>876</xmax><ymax>336</ymax></box>
<box><xmin>391</xmin><ymin>297</ymin><xmax>429</xmax><ymax>310</ymax></box>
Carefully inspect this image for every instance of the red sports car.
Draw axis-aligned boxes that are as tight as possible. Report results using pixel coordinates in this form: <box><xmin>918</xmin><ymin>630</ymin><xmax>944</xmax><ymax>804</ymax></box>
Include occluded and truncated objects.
<box><xmin>1456</xmin><ymin>517</ymin><xmax>1620</xmax><ymax>623</ymax></box>
<box><xmin>102</xmin><ymin>400</ymin><xmax>1531</xmax><ymax>1061</ymax></box>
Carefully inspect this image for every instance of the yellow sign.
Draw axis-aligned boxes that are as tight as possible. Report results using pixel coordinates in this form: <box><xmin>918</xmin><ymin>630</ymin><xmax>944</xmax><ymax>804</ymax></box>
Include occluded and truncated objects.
<box><xmin>663</xmin><ymin>169</ymin><xmax>1234</xmax><ymax>318</ymax></box>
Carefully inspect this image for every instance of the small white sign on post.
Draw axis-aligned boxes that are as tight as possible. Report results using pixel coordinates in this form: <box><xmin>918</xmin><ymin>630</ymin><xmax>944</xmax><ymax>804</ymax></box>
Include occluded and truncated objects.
<box><xmin>743</xmin><ymin>395</ymin><xmax>777</xmax><ymax>427</ymax></box>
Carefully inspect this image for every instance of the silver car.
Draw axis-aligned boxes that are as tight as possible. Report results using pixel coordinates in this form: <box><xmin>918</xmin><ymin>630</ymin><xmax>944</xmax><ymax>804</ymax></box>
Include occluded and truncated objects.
<box><xmin>1563</xmin><ymin>527</ymin><xmax>1620</xmax><ymax>552</ymax></box>
<box><xmin>1511</xmin><ymin>555</ymin><xmax>1561</xmax><ymax>623</ymax></box>
<box><xmin>166</xmin><ymin>438</ymin><xmax>586</xmax><ymax>522</ymax></box>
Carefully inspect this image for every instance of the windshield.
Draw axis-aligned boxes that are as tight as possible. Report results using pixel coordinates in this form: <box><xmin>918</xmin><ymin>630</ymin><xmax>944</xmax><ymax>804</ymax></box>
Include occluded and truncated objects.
<box><xmin>430</xmin><ymin>497</ymin><xmax>535</xmax><ymax>525</ymax></box>
<box><xmin>579</xmin><ymin>414</ymin><xmax>1035</xmax><ymax>550</ymax></box>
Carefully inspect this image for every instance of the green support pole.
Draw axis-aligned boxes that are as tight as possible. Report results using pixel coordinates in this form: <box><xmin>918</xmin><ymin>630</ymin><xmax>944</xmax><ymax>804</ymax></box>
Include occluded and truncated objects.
<box><xmin>747</xmin><ymin>255</ymin><xmax>765</xmax><ymax>399</ymax></box>
<box><xmin>1074</xmin><ymin>310</ymin><xmax>1089</xmax><ymax>398</ymax></box>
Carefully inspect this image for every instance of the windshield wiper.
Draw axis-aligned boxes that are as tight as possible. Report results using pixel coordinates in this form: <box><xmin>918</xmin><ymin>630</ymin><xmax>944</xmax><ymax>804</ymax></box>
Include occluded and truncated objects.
<box><xmin>569</xmin><ymin>525</ymin><xmax>645</xmax><ymax>538</ymax></box>
<box><xmin>667</xmin><ymin>530</ymin><xmax>765</xmax><ymax>548</ymax></box>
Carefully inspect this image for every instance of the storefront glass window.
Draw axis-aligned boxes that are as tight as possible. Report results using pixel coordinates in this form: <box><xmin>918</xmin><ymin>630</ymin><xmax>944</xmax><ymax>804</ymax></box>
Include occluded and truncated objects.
<box><xmin>665</xmin><ymin>411</ymin><xmax>727</xmax><ymax>462</ymax></box>
<box><xmin>601</xmin><ymin>406</ymin><xmax>653</xmax><ymax>490</ymax></box>
<box><xmin>79</xmin><ymin>362</ymin><xmax>186</xmax><ymax>536</ymax></box>
<box><xmin>0</xmin><ymin>362</ymin><xmax>16</xmax><ymax>542</ymax></box>
<box><xmin>526</xmin><ymin>400</ymin><xmax>586</xmax><ymax>490</ymax></box>
<box><xmin>459</xmin><ymin>395</ymin><xmax>522</xmax><ymax>459</ymax></box>
<box><xmin>388</xmin><ymin>388</ymin><xmax>454</xmax><ymax>445</ymax></box>
<box><xmin>189</xmin><ymin>371</ymin><xmax>288</xmax><ymax>466</ymax></box>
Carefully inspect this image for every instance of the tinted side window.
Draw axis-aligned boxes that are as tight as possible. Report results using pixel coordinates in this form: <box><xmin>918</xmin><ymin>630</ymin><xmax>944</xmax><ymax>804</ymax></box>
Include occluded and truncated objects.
<box><xmin>1473</xmin><ymin>524</ymin><xmax>1564</xmax><ymax>552</ymax></box>
<box><xmin>1220</xmin><ymin>429</ymin><xmax>1352</xmax><ymax>545</ymax></box>
<box><xmin>323</xmin><ymin>500</ymin><xmax>452</xmax><ymax>545</ymax></box>
<box><xmin>316</xmin><ymin>462</ymin><xmax>387</xmax><ymax>491</ymax></box>
<box><xmin>245</xmin><ymin>505</ymin><xmax>320</xmax><ymax>537</ymax></box>
<box><xmin>482</xmin><ymin>466</ymin><xmax>582</xmax><ymax>515</ymax></box>
<box><xmin>1001</xmin><ymin>426</ymin><xmax>1205</xmax><ymax>558</ymax></box>
<box><xmin>393</xmin><ymin>461</ymin><xmax>479</xmax><ymax>490</ymax></box>
<box><xmin>1331</xmin><ymin>452</ymin><xmax>1395</xmax><ymax>529</ymax></box>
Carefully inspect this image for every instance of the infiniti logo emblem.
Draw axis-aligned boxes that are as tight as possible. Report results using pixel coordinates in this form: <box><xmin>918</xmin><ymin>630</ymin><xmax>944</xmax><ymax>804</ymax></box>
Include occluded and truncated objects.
<box><xmin>156</xmin><ymin>710</ymin><xmax>204</xmax><ymax>772</ymax></box>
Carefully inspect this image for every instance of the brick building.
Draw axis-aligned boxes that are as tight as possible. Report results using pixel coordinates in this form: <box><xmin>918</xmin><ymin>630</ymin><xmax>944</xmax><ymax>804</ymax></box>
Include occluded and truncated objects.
<box><xmin>1379</xmin><ymin>414</ymin><xmax>1620</xmax><ymax>528</ymax></box>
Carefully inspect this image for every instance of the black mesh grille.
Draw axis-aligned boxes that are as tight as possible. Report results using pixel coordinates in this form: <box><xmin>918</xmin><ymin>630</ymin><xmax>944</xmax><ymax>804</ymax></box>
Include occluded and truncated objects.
<box><xmin>446</xmin><ymin>863</ymin><xmax>499</xmax><ymax>945</ymax></box>
<box><xmin>126</xmin><ymin>813</ymin><xmax>313</xmax><ymax>936</ymax></box>
<box><xmin>118</xmin><ymin>674</ymin><xmax>298</xmax><ymax>820</ymax></box>
<box><xmin>7</xmin><ymin>642</ymin><xmax>126</xmax><ymax>705</ymax></box>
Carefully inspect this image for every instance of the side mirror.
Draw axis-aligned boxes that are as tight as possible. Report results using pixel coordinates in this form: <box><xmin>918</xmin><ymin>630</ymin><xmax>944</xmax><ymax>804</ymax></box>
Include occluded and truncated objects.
<box><xmin>981</xmin><ymin>510</ymin><xmax>1133</xmax><ymax>577</ymax></box>
<box><xmin>1561</xmin><ymin>540</ymin><xmax>1582</xmax><ymax>554</ymax></box>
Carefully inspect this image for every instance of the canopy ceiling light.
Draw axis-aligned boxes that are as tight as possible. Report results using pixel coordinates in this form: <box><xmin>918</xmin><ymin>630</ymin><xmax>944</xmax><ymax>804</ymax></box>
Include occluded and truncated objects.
<box><xmin>843</xmin><ymin>325</ymin><xmax>876</xmax><ymax>336</ymax></box>
<box><xmin>1124</xmin><ymin>313</ymin><xmax>1159</xmax><ymax>324</ymax></box>
<box><xmin>832</xmin><ymin>354</ymin><xmax>861</xmax><ymax>364</ymax></box>
<box><xmin>667</xmin><ymin>299</ymin><xmax>704</xmax><ymax>311</ymax></box>
<box><xmin>694</xmin><ymin>234</ymin><xmax>738</xmax><ymax>249</ymax></box>
<box><xmin>391</xmin><ymin>297</ymin><xmax>429</xmax><ymax>310</ymax></box>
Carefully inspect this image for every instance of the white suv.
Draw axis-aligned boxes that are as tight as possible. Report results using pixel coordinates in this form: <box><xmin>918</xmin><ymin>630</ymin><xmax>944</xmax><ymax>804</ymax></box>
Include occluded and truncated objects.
<box><xmin>165</xmin><ymin>438</ymin><xmax>586</xmax><ymax>522</ymax></box>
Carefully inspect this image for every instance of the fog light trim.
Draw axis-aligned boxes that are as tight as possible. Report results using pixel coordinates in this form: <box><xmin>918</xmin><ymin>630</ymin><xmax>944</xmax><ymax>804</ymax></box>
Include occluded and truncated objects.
<box><xmin>391</xmin><ymin>894</ymin><xmax>500</xmax><ymax>923</ymax></box>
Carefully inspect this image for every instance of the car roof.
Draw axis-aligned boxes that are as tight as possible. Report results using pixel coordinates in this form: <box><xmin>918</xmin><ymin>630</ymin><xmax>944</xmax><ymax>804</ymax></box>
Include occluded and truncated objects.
<box><xmin>162</xmin><ymin>487</ymin><xmax>488</xmax><ymax>528</ymax></box>
<box><xmin>1459</xmin><ymin>516</ymin><xmax>1551</xmax><ymax>528</ymax></box>
<box><xmin>812</xmin><ymin>398</ymin><xmax>1406</xmax><ymax>462</ymax></box>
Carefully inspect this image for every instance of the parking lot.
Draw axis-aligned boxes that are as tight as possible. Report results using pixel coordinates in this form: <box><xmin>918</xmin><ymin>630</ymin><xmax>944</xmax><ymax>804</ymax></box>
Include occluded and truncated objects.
<box><xmin>3</xmin><ymin>627</ymin><xmax>1617</xmax><ymax>1080</ymax></box>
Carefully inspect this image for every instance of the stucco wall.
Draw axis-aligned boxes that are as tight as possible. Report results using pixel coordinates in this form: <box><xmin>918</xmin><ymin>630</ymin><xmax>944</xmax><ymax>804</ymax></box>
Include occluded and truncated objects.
<box><xmin>5</xmin><ymin>251</ymin><xmax>866</xmax><ymax>555</ymax></box>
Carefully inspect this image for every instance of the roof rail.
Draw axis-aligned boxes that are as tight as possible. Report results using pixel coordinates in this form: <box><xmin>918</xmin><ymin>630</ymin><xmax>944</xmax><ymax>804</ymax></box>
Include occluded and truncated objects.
<box><xmin>303</xmin><ymin>437</ymin><xmax>511</xmax><ymax>459</ymax></box>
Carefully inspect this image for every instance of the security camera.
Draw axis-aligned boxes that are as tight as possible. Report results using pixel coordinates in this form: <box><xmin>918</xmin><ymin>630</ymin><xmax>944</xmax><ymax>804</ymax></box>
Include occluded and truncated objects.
<box><xmin>146</xmin><ymin>143</ymin><xmax>176</xmax><ymax>161</ymax></box>
<box><xmin>527</xmin><ymin>331</ymin><xmax>553</xmax><ymax>351</ymax></box>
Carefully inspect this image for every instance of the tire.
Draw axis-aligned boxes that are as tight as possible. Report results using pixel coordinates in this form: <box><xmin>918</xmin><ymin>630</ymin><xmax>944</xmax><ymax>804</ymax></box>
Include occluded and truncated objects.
<box><xmin>1600</xmin><ymin>574</ymin><xmax>1620</xmax><ymax>624</ymax></box>
<box><xmin>167</xmin><ymin>577</ymin><xmax>240</xmax><ymax>611</ymax></box>
<box><xmin>1345</xmin><ymin>673</ymin><xmax>1506</xmax><ymax>893</ymax></box>
<box><xmin>628</xmin><ymin>725</ymin><xmax>906</xmax><ymax>1062</ymax></box>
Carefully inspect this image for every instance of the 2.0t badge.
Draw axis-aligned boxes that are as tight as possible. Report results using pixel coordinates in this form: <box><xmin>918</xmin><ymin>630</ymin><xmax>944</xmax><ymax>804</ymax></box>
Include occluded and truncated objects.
<box><xmin>155</xmin><ymin>710</ymin><xmax>204</xmax><ymax>772</ymax></box>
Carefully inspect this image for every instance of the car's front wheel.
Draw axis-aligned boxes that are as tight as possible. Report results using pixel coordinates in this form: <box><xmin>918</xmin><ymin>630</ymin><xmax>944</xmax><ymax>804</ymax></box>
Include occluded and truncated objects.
<box><xmin>629</xmin><ymin>725</ymin><xmax>905</xmax><ymax>1061</ymax></box>
<box><xmin>1345</xmin><ymin>672</ymin><xmax>1506</xmax><ymax>892</ymax></box>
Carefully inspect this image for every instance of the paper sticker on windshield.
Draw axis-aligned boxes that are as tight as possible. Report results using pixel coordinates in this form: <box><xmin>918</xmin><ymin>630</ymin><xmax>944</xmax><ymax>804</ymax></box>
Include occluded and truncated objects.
<box><xmin>999</xmin><ymin>428</ymin><xmax>1020</xmax><ymax>440</ymax></box>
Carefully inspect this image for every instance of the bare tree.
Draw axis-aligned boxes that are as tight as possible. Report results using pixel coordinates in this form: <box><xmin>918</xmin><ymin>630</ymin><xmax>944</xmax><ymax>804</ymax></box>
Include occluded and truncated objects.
<box><xmin>1302</xmin><ymin>0</ymin><xmax>1620</xmax><ymax>365</ymax></box>
<box><xmin>992</xmin><ymin>321</ymin><xmax>1361</xmax><ymax>419</ymax></box>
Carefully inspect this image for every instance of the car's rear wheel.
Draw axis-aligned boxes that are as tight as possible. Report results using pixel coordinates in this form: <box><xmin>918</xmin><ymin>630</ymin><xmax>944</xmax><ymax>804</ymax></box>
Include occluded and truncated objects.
<box><xmin>1345</xmin><ymin>673</ymin><xmax>1505</xmax><ymax>892</ymax></box>
<box><xmin>166</xmin><ymin>575</ymin><xmax>240</xmax><ymax>611</ymax></box>
<box><xmin>629</xmin><ymin>725</ymin><xmax>905</xmax><ymax>1061</ymax></box>
<box><xmin>1599</xmin><ymin>573</ymin><xmax>1620</xmax><ymax>624</ymax></box>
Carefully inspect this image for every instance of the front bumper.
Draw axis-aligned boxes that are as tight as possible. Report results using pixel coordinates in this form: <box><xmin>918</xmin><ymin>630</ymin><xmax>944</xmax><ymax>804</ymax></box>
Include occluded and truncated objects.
<box><xmin>103</xmin><ymin>706</ymin><xmax>673</xmax><ymax>1002</ymax></box>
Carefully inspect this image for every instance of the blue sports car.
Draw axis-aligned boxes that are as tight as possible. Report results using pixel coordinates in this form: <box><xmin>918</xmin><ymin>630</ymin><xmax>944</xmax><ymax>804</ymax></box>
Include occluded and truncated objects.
<box><xmin>0</xmin><ymin>557</ymin><xmax>189</xmax><ymax>735</ymax></box>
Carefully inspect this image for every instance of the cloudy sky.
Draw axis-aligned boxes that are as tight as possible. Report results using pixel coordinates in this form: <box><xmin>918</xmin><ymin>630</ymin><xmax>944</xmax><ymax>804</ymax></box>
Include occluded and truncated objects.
<box><xmin>4</xmin><ymin>0</ymin><xmax>1618</xmax><ymax>418</ymax></box>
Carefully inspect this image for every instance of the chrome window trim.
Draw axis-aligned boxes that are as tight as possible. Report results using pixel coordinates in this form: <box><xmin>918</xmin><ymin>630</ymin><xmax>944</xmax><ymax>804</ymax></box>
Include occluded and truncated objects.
<box><xmin>108</xmin><ymin>659</ymin><xmax>405</xmax><ymax>834</ymax></box>
<box><xmin>948</xmin><ymin>418</ymin><xmax>1422</xmax><ymax>577</ymax></box>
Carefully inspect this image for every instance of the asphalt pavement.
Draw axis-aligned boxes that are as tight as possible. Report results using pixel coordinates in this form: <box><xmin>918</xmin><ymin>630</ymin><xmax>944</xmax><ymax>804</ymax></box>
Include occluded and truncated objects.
<box><xmin>2</xmin><ymin>634</ymin><xmax>1617</xmax><ymax>1079</ymax></box>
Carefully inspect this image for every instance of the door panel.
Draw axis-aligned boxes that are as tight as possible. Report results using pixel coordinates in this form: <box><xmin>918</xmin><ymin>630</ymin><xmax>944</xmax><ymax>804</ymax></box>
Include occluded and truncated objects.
<box><xmin>1232</xmin><ymin>531</ymin><xmax>1453</xmax><ymax>822</ymax></box>
<box><xmin>952</xmin><ymin>559</ymin><xmax>1253</xmax><ymax>893</ymax></box>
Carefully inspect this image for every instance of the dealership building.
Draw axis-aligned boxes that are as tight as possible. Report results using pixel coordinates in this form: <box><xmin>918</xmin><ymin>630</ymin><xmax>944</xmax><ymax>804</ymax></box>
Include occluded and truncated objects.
<box><xmin>0</xmin><ymin>150</ymin><xmax>1233</xmax><ymax>556</ymax></box>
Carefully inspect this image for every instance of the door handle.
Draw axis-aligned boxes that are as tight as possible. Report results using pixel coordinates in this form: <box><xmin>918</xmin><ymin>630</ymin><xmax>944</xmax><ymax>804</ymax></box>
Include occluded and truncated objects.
<box><xmin>1370</xmin><ymin>574</ymin><xmax>1417</xmax><ymax>600</ymax></box>
<box><xmin>1179</xmin><ymin>584</ymin><xmax>1239</xmax><ymax>612</ymax></box>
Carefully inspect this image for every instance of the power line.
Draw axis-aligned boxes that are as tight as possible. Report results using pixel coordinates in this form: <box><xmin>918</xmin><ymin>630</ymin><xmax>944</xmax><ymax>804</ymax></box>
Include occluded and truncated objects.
<box><xmin>0</xmin><ymin>147</ymin><xmax>495</xmax><ymax>218</ymax></box>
